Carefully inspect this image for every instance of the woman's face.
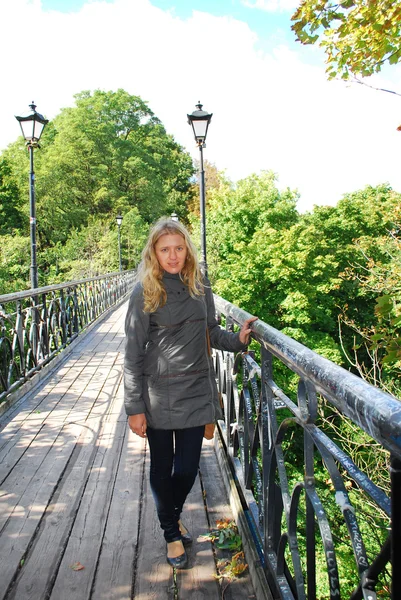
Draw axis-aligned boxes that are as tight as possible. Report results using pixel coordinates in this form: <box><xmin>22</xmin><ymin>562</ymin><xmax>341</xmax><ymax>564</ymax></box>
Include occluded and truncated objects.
<box><xmin>154</xmin><ymin>233</ymin><xmax>188</xmax><ymax>274</ymax></box>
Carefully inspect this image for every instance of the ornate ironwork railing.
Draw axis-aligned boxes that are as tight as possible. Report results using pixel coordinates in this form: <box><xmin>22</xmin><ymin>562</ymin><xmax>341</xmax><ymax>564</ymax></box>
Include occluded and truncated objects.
<box><xmin>213</xmin><ymin>294</ymin><xmax>401</xmax><ymax>600</ymax></box>
<box><xmin>0</xmin><ymin>271</ymin><xmax>136</xmax><ymax>403</ymax></box>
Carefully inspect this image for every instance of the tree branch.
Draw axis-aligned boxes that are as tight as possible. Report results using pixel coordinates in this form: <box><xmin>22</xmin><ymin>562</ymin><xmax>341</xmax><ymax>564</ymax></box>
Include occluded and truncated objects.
<box><xmin>350</xmin><ymin>76</ymin><xmax>401</xmax><ymax>98</ymax></box>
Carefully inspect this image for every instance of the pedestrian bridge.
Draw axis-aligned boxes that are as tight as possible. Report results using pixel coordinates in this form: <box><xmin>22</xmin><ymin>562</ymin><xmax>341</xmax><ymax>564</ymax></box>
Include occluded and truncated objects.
<box><xmin>0</xmin><ymin>272</ymin><xmax>400</xmax><ymax>600</ymax></box>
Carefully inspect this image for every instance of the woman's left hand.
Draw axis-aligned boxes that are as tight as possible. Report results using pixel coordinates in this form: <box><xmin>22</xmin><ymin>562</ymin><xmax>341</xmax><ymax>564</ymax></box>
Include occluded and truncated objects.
<box><xmin>239</xmin><ymin>316</ymin><xmax>258</xmax><ymax>345</ymax></box>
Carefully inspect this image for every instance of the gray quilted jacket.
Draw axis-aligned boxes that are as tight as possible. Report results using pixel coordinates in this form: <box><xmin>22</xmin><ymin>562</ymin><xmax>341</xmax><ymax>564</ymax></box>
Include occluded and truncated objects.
<box><xmin>124</xmin><ymin>272</ymin><xmax>246</xmax><ymax>429</ymax></box>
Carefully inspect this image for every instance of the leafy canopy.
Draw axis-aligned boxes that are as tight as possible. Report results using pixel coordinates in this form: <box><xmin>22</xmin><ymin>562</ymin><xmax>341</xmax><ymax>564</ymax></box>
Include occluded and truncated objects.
<box><xmin>292</xmin><ymin>1</ymin><xmax>401</xmax><ymax>79</ymax></box>
<box><xmin>0</xmin><ymin>89</ymin><xmax>195</xmax><ymax>290</ymax></box>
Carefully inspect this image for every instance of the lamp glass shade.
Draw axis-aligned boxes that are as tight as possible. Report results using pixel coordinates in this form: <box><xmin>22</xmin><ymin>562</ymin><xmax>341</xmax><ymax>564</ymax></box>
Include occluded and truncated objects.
<box><xmin>16</xmin><ymin>104</ymin><xmax>48</xmax><ymax>144</ymax></box>
<box><xmin>187</xmin><ymin>103</ymin><xmax>212</xmax><ymax>144</ymax></box>
<box><xmin>116</xmin><ymin>215</ymin><xmax>123</xmax><ymax>226</ymax></box>
<box><xmin>191</xmin><ymin>119</ymin><xmax>209</xmax><ymax>141</ymax></box>
<box><xmin>19</xmin><ymin>117</ymin><xmax>46</xmax><ymax>142</ymax></box>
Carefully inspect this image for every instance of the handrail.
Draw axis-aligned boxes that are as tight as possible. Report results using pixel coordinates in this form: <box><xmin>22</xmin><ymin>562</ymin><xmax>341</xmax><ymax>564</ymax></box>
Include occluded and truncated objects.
<box><xmin>0</xmin><ymin>272</ymin><xmax>131</xmax><ymax>303</ymax></box>
<box><xmin>0</xmin><ymin>270</ymin><xmax>136</xmax><ymax>402</ymax></box>
<box><xmin>213</xmin><ymin>294</ymin><xmax>400</xmax><ymax>600</ymax></box>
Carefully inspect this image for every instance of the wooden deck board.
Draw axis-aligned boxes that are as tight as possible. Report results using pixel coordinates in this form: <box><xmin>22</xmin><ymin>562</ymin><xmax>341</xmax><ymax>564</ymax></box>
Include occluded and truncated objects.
<box><xmin>0</xmin><ymin>300</ymin><xmax>257</xmax><ymax>600</ymax></box>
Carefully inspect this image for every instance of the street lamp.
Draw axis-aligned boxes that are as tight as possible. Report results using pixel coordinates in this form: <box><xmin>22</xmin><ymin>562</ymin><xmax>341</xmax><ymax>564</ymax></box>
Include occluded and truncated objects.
<box><xmin>171</xmin><ymin>212</ymin><xmax>179</xmax><ymax>222</ymax></box>
<box><xmin>116</xmin><ymin>215</ymin><xmax>123</xmax><ymax>272</ymax></box>
<box><xmin>187</xmin><ymin>101</ymin><xmax>212</xmax><ymax>275</ymax></box>
<box><xmin>15</xmin><ymin>102</ymin><xmax>48</xmax><ymax>289</ymax></box>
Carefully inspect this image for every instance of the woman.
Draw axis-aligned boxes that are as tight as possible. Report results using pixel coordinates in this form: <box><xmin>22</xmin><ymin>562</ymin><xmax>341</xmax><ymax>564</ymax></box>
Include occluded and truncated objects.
<box><xmin>124</xmin><ymin>217</ymin><xmax>256</xmax><ymax>569</ymax></box>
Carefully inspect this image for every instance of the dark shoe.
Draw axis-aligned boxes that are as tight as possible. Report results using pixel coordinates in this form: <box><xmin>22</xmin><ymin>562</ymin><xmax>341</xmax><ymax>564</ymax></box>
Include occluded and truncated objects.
<box><xmin>166</xmin><ymin>549</ymin><xmax>188</xmax><ymax>569</ymax></box>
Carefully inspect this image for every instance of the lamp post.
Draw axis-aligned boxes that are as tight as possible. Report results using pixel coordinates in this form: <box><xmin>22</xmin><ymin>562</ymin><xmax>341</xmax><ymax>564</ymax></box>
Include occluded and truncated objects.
<box><xmin>187</xmin><ymin>102</ymin><xmax>212</xmax><ymax>276</ymax></box>
<box><xmin>15</xmin><ymin>102</ymin><xmax>48</xmax><ymax>290</ymax></box>
<box><xmin>116</xmin><ymin>215</ymin><xmax>123</xmax><ymax>272</ymax></box>
<box><xmin>171</xmin><ymin>212</ymin><xmax>179</xmax><ymax>222</ymax></box>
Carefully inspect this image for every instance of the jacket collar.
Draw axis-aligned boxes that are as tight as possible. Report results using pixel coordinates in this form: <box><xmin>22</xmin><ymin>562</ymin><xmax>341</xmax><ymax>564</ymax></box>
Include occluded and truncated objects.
<box><xmin>163</xmin><ymin>271</ymin><xmax>182</xmax><ymax>281</ymax></box>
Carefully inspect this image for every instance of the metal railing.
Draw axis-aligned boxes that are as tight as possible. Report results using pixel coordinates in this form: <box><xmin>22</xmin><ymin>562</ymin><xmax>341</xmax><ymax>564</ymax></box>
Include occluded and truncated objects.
<box><xmin>0</xmin><ymin>271</ymin><xmax>136</xmax><ymax>402</ymax></box>
<box><xmin>213</xmin><ymin>295</ymin><xmax>401</xmax><ymax>600</ymax></box>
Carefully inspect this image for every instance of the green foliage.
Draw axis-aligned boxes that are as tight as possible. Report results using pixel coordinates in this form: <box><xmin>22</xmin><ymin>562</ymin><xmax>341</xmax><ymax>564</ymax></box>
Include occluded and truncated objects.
<box><xmin>120</xmin><ymin>207</ymin><xmax>150</xmax><ymax>269</ymax></box>
<box><xmin>0</xmin><ymin>233</ymin><xmax>30</xmax><ymax>294</ymax></box>
<box><xmin>41</xmin><ymin>208</ymin><xmax>149</xmax><ymax>283</ymax></box>
<box><xmin>291</xmin><ymin>0</ymin><xmax>401</xmax><ymax>79</ymax></box>
<box><xmin>0</xmin><ymin>156</ymin><xmax>24</xmax><ymax>235</ymax></box>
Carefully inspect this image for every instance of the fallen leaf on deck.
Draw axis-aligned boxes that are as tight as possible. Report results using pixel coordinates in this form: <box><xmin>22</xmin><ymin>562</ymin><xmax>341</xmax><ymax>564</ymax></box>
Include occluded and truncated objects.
<box><xmin>70</xmin><ymin>562</ymin><xmax>85</xmax><ymax>571</ymax></box>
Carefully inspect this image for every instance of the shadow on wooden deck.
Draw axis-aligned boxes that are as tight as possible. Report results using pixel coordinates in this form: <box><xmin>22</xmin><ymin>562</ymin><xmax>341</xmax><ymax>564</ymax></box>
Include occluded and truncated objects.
<box><xmin>0</xmin><ymin>301</ymin><xmax>257</xmax><ymax>600</ymax></box>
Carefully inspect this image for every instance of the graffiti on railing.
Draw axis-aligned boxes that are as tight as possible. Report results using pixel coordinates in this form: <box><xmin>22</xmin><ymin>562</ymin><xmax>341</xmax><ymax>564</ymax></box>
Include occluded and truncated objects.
<box><xmin>0</xmin><ymin>271</ymin><xmax>136</xmax><ymax>402</ymax></box>
<box><xmin>213</xmin><ymin>294</ymin><xmax>401</xmax><ymax>600</ymax></box>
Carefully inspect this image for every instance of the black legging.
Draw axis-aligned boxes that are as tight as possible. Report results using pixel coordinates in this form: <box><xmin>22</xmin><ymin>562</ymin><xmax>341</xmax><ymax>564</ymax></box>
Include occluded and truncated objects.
<box><xmin>146</xmin><ymin>425</ymin><xmax>204</xmax><ymax>542</ymax></box>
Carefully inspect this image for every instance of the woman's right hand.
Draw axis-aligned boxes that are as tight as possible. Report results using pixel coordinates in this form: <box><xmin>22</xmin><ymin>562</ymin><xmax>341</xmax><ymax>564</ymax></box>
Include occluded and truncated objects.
<box><xmin>128</xmin><ymin>413</ymin><xmax>147</xmax><ymax>438</ymax></box>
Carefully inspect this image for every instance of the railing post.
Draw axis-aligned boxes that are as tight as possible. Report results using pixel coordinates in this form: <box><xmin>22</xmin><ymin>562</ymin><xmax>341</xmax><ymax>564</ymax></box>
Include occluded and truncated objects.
<box><xmin>59</xmin><ymin>289</ymin><xmax>67</xmax><ymax>345</ymax></box>
<box><xmin>84</xmin><ymin>282</ymin><xmax>89</xmax><ymax>324</ymax></box>
<box><xmin>225</xmin><ymin>316</ymin><xmax>234</xmax><ymax>448</ymax></box>
<box><xmin>261</xmin><ymin>346</ymin><xmax>273</xmax><ymax>545</ymax></box>
<box><xmin>41</xmin><ymin>291</ymin><xmax>49</xmax><ymax>358</ymax></box>
<box><xmin>260</xmin><ymin>346</ymin><xmax>284</xmax><ymax>597</ymax></box>
<box><xmin>391</xmin><ymin>455</ymin><xmax>401</xmax><ymax>599</ymax></box>
<box><xmin>302</xmin><ymin>381</ymin><xmax>318</xmax><ymax>600</ymax></box>
<box><xmin>73</xmin><ymin>286</ymin><xmax>79</xmax><ymax>334</ymax></box>
<box><xmin>16</xmin><ymin>300</ymin><xmax>25</xmax><ymax>374</ymax></box>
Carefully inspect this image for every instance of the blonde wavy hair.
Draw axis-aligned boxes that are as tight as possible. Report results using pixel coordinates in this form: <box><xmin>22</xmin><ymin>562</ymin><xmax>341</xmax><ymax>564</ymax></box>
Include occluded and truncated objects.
<box><xmin>137</xmin><ymin>217</ymin><xmax>204</xmax><ymax>313</ymax></box>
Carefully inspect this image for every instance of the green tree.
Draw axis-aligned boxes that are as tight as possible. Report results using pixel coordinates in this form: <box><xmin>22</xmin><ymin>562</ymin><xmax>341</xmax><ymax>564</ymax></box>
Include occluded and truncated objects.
<box><xmin>0</xmin><ymin>233</ymin><xmax>30</xmax><ymax>294</ymax></box>
<box><xmin>292</xmin><ymin>0</ymin><xmax>401</xmax><ymax>80</ymax></box>
<box><xmin>121</xmin><ymin>207</ymin><xmax>150</xmax><ymax>269</ymax></box>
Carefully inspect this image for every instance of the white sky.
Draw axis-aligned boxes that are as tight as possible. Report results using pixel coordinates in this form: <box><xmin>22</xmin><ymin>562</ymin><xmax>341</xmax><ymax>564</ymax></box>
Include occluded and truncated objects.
<box><xmin>1</xmin><ymin>0</ymin><xmax>401</xmax><ymax>212</ymax></box>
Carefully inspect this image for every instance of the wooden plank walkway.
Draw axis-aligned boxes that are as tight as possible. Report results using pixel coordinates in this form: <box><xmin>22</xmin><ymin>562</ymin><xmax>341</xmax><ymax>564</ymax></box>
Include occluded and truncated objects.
<box><xmin>0</xmin><ymin>300</ymin><xmax>257</xmax><ymax>600</ymax></box>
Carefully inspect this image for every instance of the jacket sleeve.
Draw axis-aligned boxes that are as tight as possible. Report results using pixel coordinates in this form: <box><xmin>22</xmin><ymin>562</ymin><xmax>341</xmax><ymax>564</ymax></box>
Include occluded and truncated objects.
<box><xmin>204</xmin><ymin>280</ymin><xmax>248</xmax><ymax>352</ymax></box>
<box><xmin>124</xmin><ymin>283</ymin><xmax>150</xmax><ymax>416</ymax></box>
